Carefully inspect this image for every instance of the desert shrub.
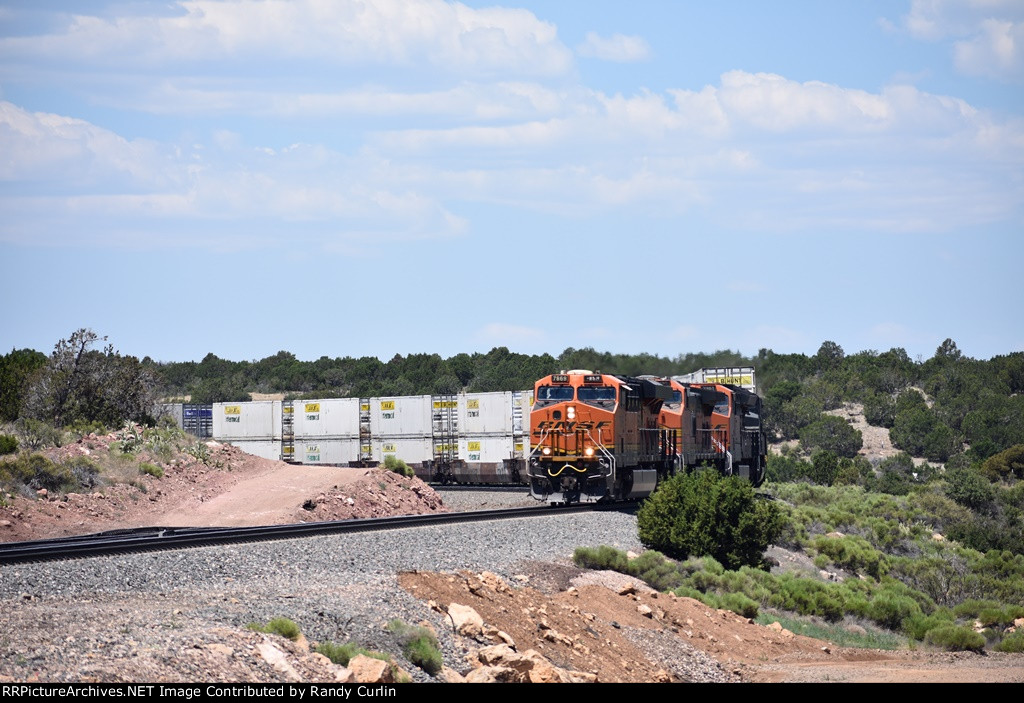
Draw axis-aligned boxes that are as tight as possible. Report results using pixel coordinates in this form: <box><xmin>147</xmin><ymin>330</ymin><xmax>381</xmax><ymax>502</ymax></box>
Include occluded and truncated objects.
<box><xmin>248</xmin><ymin>617</ymin><xmax>301</xmax><ymax>641</ymax></box>
<box><xmin>980</xmin><ymin>444</ymin><xmax>1024</xmax><ymax>482</ymax></box>
<box><xmin>139</xmin><ymin>462</ymin><xmax>164</xmax><ymax>479</ymax></box>
<box><xmin>994</xmin><ymin>630</ymin><xmax>1024</xmax><ymax>653</ymax></box>
<box><xmin>66</xmin><ymin>420</ymin><xmax>107</xmax><ymax>440</ymax></box>
<box><xmin>315</xmin><ymin>642</ymin><xmax>390</xmax><ymax>666</ymax></box>
<box><xmin>0</xmin><ymin>434</ymin><xmax>18</xmax><ymax>455</ymax></box>
<box><xmin>115</xmin><ymin>423</ymin><xmax>144</xmax><ymax>454</ymax></box>
<box><xmin>627</xmin><ymin>550</ymin><xmax>684</xmax><ymax>591</ymax></box>
<box><xmin>923</xmin><ymin>624</ymin><xmax>985</xmax><ymax>652</ymax></box>
<box><xmin>573</xmin><ymin>545</ymin><xmax>630</xmax><ymax>572</ymax></box>
<box><xmin>637</xmin><ymin>470</ymin><xmax>784</xmax><ymax>570</ymax></box>
<box><xmin>719</xmin><ymin>592</ymin><xmax>759</xmax><ymax>618</ymax></box>
<box><xmin>813</xmin><ymin>534</ymin><xmax>889</xmax><ymax>579</ymax></box>
<box><xmin>866</xmin><ymin>591</ymin><xmax>922</xmax><ymax>631</ymax></box>
<box><xmin>945</xmin><ymin>468</ymin><xmax>995</xmax><ymax>510</ymax></box>
<box><xmin>766</xmin><ymin>451</ymin><xmax>814</xmax><ymax>483</ymax></box>
<box><xmin>387</xmin><ymin>619</ymin><xmax>442</xmax><ymax>675</ymax></box>
<box><xmin>902</xmin><ymin>610</ymin><xmax>956</xmax><ymax>641</ymax></box>
<box><xmin>65</xmin><ymin>456</ymin><xmax>101</xmax><ymax>490</ymax></box>
<box><xmin>186</xmin><ymin>441</ymin><xmax>211</xmax><ymax>464</ymax></box>
<box><xmin>17</xmin><ymin>418</ymin><xmax>62</xmax><ymax>450</ymax></box>
<box><xmin>383</xmin><ymin>455</ymin><xmax>414</xmax><ymax>478</ymax></box>
<box><xmin>0</xmin><ymin>453</ymin><xmax>74</xmax><ymax>494</ymax></box>
<box><xmin>799</xmin><ymin>416</ymin><xmax>862</xmax><ymax>459</ymax></box>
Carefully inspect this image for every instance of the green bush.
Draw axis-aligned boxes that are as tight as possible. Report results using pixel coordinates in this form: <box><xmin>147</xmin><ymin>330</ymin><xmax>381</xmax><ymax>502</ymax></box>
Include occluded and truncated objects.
<box><xmin>387</xmin><ymin>619</ymin><xmax>442</xmax><ymax>675</ymax></box>
<box><xmin>315</xmin><ymin>642</ymin><xmax>391</xmax><ymax>666</ymax></box>
<box><xmin>0</xmin><ymin>453</ymin><xmax>74</xmax><ymax>493</ymax></box>
<box><xmin>981</xmin><ymin>444</ymin><xmax>1024</xmax><ymax>482</ymax></box>
<box><xmin>383</xmin><ymin>455</ymin><xmax>414</xmax><ymax>477</ymax></box>
<box><xmin>799</xmin><ymin>415</ymin><xmax>863</xmax><ymax>459</ymax></box>
<box><xmin>573</xmin><ymin>545</ymin><xmax>630</xmax><ymax>572</ymax></box>
<box><xmin>139</xmin><ymin>462</ymin><xmax>164</xmax><ymax>479</ymax></box>
<box><xmin>248</xmin><ymin>617</ymin><xmax>301</xmax><ymax>641</ymax></box>
<box><xmin>0</xmin><ymin>434</ymin><xmax>18</xmax><ymax>455</ymax></box>
<box><xmin>637</xmin><ymin>470</ymin><xmax>784</xmax><ymax>570</ymax></box>
<box><xmin>994</xmin><ymin>630</ymin><xmax>1024</xmax><ymax>653</ymax></box>
<box><xmin>923</xmin><ymin>624</ymin><xmax>985</xmax><ymax>652</ymax></box>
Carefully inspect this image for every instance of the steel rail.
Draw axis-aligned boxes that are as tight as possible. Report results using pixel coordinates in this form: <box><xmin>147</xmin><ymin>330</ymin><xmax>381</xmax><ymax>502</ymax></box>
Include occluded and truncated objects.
<box><xmin>0</xmin><ymin>502</ymin><xmax>632</xmax><ymax>565</ymax></box>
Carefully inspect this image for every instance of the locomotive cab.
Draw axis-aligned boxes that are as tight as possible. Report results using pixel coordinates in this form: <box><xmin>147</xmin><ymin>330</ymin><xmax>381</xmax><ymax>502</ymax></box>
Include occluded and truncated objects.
<box><xmin>528</xmin><ymin>371</ymin><xmax>675</xmax><ymax>504</ymax></box>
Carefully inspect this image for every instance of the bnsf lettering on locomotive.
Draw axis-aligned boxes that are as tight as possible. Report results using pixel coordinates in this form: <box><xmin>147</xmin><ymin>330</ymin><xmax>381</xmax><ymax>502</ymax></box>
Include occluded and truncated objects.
<box><xmin>534</xmin><ymin>420</ymin><xmax>609</xmax><ymax>433</ymax></box>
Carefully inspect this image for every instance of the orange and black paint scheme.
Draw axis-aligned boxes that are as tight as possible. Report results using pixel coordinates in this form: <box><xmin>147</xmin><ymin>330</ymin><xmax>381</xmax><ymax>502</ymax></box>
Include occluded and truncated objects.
<box><xmin>528</xmin><ymin>371</ymin><xmax>677</xmax><ymax>504</ymax></box>
<box><xmin>657</xmin><ymin>379</ymin><xmax>766</xmax><ymax>486</ymax></box>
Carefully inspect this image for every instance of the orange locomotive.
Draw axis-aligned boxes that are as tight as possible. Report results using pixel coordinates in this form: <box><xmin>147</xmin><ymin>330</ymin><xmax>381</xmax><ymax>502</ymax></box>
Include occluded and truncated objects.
<box><xmin>657</xmin><ymin>379</ymin><xmax>766</xmax><ymax>486</ymax></box>
<box><xmin>528</xmin><ymin>370</ymin><xmax>677</xmax><ymax>504</ymax></box>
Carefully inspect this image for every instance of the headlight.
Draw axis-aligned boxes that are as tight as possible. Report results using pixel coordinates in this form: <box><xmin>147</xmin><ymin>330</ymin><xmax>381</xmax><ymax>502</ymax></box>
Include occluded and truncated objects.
<box><xmin>567</xmin><ymin>405</ymin><xmax>576</xmax><ymax>419</ymax></box>
<box><xmin>584</xmin><ymin>447</ymin><xmax>594</xmax><ymax>457</ymax></box>
<box><xmin>542</xmin><ymin>447</ymin><xmax>551</xmax><ymax>455</ymax></box>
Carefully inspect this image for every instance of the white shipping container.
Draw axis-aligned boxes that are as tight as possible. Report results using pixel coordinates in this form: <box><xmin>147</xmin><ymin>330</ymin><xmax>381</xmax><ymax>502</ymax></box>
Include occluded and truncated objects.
<box><xmin>213</xmin><ymin>401</ymin><xmax>281</xmax><ymax>441</ymax></box>
<box><xmin>293</xmin><ymin>438</ymin><xmax>361</xmax><ymax>465</ymax></box>
<box><xmin>227</xmin><ymin>440</ymin><xmax>283</xmax><ymax>462</ymax></box>
<box><xmin>373</xmin><ymin>437</ymin><xmax>433</xmax><ymax>465</ymax></box>
<box><xmin>459</xmin><ymin>392</ymin><xmax>514</xmax><ymax>435</ymax></box>
<box><xmin>292</xmin><ymin>398</ymin><xmax>362</xmax><ymax>439</ymax></box>
<box><xmin>370</xmin><ymin>395</ymin><xmax>433</xmax><ymax>437</ymax></box>
<box><xmin>461</xmin><ymin>435</ymin><xmax>517</xmax><ymax>464</ymax></box>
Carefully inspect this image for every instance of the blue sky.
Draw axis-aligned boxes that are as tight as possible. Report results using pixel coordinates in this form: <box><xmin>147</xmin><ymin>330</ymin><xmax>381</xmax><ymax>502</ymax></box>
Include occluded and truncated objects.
<box><xmin>1</xmin><ymin>0</ymin><xmax>1022</xmax><ymax>365</ymax></box>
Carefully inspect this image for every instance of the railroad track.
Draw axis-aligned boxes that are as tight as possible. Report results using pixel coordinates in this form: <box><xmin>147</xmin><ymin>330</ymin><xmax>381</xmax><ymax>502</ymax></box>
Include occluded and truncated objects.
<box><xmin>0</xmin><ymin>503</ymin><xmax>629</xmax><ymax>565</ymax></box>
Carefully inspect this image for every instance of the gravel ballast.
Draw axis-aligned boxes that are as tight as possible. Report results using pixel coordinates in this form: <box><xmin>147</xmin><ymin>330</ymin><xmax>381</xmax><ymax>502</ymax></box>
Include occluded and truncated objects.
<box><xmin>0</xmin><ymin>506</ymin><xmax>643</xmax><ymax>682</ymax></box>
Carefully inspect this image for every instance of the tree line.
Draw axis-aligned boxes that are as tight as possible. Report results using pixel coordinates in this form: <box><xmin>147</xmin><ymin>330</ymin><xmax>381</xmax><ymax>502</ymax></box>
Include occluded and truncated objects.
<box><xmin>2</xmin><ymin>330</ymin><xmax>1022</xmax><ymax>467</ymax></box>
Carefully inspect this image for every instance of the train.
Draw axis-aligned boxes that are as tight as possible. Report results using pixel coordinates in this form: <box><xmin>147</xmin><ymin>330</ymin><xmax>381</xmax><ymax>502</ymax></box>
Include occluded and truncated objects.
<box><xmin>527</xmin><ymin>370</ymin><xmax>766</xmax><ymax>504</ymax></box>
<box><xmin>158</xmin><ymin>365</ymin><xmax>765</xmax><ymax>498</ymax></box>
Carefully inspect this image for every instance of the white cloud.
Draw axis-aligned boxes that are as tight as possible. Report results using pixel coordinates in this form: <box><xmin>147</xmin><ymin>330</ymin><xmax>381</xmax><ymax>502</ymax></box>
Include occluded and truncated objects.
<box><xmin>576</xmin><ymin>31</ymin><xmax>650</xmax><ymax>62</ymax></box>
<box><xmin>901</xmin><ymin>0</ymin><xmax>1024</xmax><ymax>81</ymax></box>
<box><xmin>0</xmin><ymin>0</ymin><xmax>574</xmax><ymax>77</ymax></box>
<box><xmin>954</xmin><ymin>18</ymin><xmax>1024</xmax><ymax>79</ymax></box>
<box><xmin>0</xmin><ymin>101</ymin><xmax>465</xmax><ymax>249</ymax></box>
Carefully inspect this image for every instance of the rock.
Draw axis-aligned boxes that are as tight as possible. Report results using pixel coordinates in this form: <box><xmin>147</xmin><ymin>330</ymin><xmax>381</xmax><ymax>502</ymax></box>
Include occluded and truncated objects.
<box><xmin>257</xmin><ymin>642</ymin><xmax>302</xmax><ymax>682</ymax></box>
<box><xmin>348</xmin><ymin>654</ymin><xmax>393</xmax><ymax>683</ymax></box>
<box><xmin>448</xmin><ymin>603</ymin><xmax>484</xmax><ymax>638</ymax></box>
<box><xmin>616</xmin><ymin>583</ymin><xmax>637</xmax><ymax>596</ymax></box>
<box><xmin>637</xmin><ymin>604</ymin><xmax>653</xmax><ymax>618</ymax></box>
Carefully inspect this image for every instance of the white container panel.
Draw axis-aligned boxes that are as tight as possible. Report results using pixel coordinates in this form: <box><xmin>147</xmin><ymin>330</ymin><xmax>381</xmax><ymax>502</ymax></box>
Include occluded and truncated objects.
<box><xmin>370</xmin><ymin>395</ymin><xmax>433</xmax><ymax>437</ymax></box>
<box><xmin>293</xmin><ymin>439</ymin><xmax>360</xmax><ymax>465</ymax></box>
<box><xmin>228</xmin><ymin>440</ymin><xmax>282</xmax><ymax>461</ymax></box>
<box><xmin>514</xmin><ymin>390</ymin><xmax>534</xmax><ymax>435</ymax></box>
<box><xmin>374</xmin><ymin>437</ymin><xmax>433</xmax><ymax>465</ymax></box>
<box><xmin>460</xmin><ymin>392</ymin><xmax>514</xmax><ymax>435</ymax></box>
<box><xmin>293</xmin><ymin>398</ymin><xmax>362</xmax><ymax>438</ymax></box>
<box><xmin>214</xmin><ymin>401</ymin><xmax>281</xmax><ymax>441</ymax></box>
<box><xmin>461</xmin><ymin>435</ymin><xmax>516</xmax><ymax>464</ymax></box>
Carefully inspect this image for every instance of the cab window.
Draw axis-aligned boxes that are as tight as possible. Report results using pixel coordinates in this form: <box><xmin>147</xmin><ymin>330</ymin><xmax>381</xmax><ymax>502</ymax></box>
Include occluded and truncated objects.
<box><xmin>577</xmin><ymin>386</ymin><xmax>617</xmax><ymax>408</ymax></box>
<box><xmin>535</xmin><ymin>385</ymin><xmax>574</xmax><ymax>407</ymax></box>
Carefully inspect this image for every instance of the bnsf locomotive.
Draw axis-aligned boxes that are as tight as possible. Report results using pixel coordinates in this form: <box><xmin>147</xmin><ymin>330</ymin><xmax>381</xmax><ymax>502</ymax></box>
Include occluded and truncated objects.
<box><xmin>527</xmin><ymin>371</ymin><xmax>678</xmax><ymax>504</ymax></box>
<box><xmin>528</xmin><ymin>370</ymin><xmax>765</xmax><ymax>504</ymax></box>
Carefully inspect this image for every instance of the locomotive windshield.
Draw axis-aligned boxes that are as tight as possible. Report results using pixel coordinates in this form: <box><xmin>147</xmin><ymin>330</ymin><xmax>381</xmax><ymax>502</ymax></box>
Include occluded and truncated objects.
<box><xmin>664</xmin><ymin>390</ymin><xmax>682</xmax><ymax>408</ymax></box>
<box><xmin>535</xmin><ymin>385</ymin><xmax>574</xmax><ymax>407</ymax></box>
<box><xmin>577</xmin><ymin>386</ymin><xmax>617</xmax><ymax>408</ymax></box>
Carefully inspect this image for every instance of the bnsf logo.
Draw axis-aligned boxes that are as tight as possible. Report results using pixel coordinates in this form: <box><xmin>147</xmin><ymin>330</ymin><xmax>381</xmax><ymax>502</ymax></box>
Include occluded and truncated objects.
<box><xmin>533</xmin><ymin>420</ymin><xmax>611</xmax><ymax>433</ymax></box>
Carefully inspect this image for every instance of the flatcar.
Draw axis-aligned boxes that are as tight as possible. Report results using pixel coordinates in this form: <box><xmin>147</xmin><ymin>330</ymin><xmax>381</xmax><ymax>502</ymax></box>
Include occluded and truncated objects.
<box><xmin>527</xmin><ymin>370</ymin><xmax>677</xmax><ymax>504</ymax></box>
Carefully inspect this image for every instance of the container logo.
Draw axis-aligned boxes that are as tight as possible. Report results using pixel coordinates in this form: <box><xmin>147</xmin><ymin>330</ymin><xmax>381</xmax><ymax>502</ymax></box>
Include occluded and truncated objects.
<box><xmin>383</xmin><ymin>443</ymin><xmax>396</xmax><ymax>453</ymax></box>
<box><xmin>381</xmin><ymin>401</ymin><xmax>395</xmax><ymax>411</ymax></box>
<box><xmin>468</xmin><ymin>441</ymin><xmax>481</xmax><ymax>451</ymax></box>
<box><xmin>224</xmin><ymin>406</ymin><xmax>241</xmax><ymax>415</ymax></box>
<box><xmin>305</xmin><ymin>403</ymin><xmax>320</xmax><ymax>413</ymax></box>
<box><xmin>467</xmin><ymin>399</ymin><xmax>479</xmax><ymax>409</ymax></box>
<box><xmin>706</xmin><ymin>375</ymin><xmax>753</xmax><ymax>385</ymax></box>
<box><xmin>433</xmin><ymin>400</ymin><xmax>457</xmax><ymax>409</ymax></box>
